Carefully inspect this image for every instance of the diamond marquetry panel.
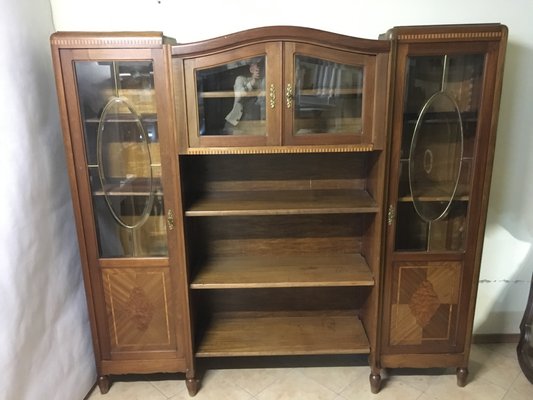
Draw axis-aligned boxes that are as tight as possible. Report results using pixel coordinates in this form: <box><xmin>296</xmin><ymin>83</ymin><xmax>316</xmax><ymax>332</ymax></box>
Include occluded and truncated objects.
<box><xmin>102</xmin><ymin>268</ymin><xmax>176</xmax><ymax>353</ymax></box>
<box><xmin>390</xmin><ymin>304</ymin><xmax>423</xmax><ymax>345</ymax></box>
<box><xmin>390</xmin><ymin>261</ymin><xmax>461</xmax><ymax>347</ymax></box>
<box><xmin>427</xmin><ymin>265</ymin><xmax>461</xmax><ymax>304</ymax></box>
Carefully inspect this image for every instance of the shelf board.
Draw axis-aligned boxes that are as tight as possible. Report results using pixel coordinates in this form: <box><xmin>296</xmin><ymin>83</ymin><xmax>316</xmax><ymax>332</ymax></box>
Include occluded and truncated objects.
<box><xmin>84</xmin><ymin>113</ymin><xmax>157</xmax><ymax>123</ymax></box>
<box><xmin>299</xmin><ymin>88</ymin><xmax>362</xmax><ymax>96</ymax></box>
<box><xmin>185</xmin><ymin>189</ymin><xmax>378</xmax><ymax>216</ymax></box>
<box><xmin>397</xmin><ymin>183</ymin><xmax>470</xmax><ymax>202</ymax></box>
<box><xmin>196</xmin><ymin>311</ymin><xmax>370</xmax><ymax>357</ymax></box>
<box><xmin>198</xmin><ymin>88</ymin><xmax>361</xmax><ymax>99</ymax></box>
<box><xmin>199</xmin><ymin>90</ymin><xmax>264</xmax><ymax>98</ymax></box>
<box><xmin>398</xmin><ymin>195</ymin><xmax>469</xmax><ymax>202</ymax></box>
<box><xmin>191</xmin><ymin>254</ymin><xmax>374</xmax><ymax>289</ymax></box>
<box><xmin>93</xmin><ymin>178</ymin><xmax>163</xmax><ymax>197</ymax></box>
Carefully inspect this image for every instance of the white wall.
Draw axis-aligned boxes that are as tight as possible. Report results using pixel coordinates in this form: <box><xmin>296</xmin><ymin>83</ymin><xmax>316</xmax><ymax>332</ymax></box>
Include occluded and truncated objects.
<box><xmin>47</xmin><ymin>0</ymin><xmax>532</xmax><ymax>337</ymax></box>
<box><xmin>0</xmin><ymin>0</ymin><xmax>95</xmax><ymax>399</ymax></box>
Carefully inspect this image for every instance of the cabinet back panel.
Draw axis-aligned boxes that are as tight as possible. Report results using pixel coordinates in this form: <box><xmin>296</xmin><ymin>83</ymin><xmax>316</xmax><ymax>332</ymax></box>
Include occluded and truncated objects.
<box><xmin>193</xmin><ymin>287</ymin><xmax>369</xmax><ymax>315</ymax></box>
<box><xmin>185</xmin><ymin>214</ymin><xmax>369</xmax><ymax>260</ymax></box>
<box><xmin>180</xmin><ymin>153</ymin><xmax>371</xmax><ymax>195</ymax></box>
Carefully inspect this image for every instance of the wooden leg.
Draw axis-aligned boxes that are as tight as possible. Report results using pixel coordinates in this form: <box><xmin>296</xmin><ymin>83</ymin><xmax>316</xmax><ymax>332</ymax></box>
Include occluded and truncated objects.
<box><xmin>97</xmin><ymin>375</ymin><xmax>111</xmax><ymax>394</ymax></box>
<box><xmin>456</xmin><ymin>367</ymin><xmax>468</xmax><ymax>387</ymax></box>
<box><xmin>369</xmin><ymin>372</ymin><xmax>381</xmax><ymax>394</ymax></box>
<box><xmin>185</xmin><ymin>377</ymin><xmax>200</xmax><ymax>396</ymax></box>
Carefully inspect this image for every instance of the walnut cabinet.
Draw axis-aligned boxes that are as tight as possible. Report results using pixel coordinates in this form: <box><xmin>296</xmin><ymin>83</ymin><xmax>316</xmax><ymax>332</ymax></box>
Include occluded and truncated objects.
<box><xmin>50</xmin><ymin>24</ymin><xmax>507</xmax><ymax>396</ymax></box>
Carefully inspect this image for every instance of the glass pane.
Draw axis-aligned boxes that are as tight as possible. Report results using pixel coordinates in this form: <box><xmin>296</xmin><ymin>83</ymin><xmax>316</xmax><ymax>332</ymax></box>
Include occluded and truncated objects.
<box><xmin>75</xmin><ymin>60</ymin><xmax>167</xmax><ymax>258</ymax></box>
<box><xmin>409</xmin><ymin>91</ymin><xmax>463</xmax><ymax>222</ymax></box>
<box><xmin>395</xmin><ymin>202</ymin><xmax>428</xmax><ymax>251</ymax></box>
<box><xmin>196</xmin><ymin>56</ymin><xmax>266</xmax><ymax>136</ymax></box>
<box><xmin>395</xmin><ymin>54</ymin><xmax>484</xmax><ymax>252</ymax></box>
<box><xmin>293</xmin><ymin>56</ymin><xmax>363</xmax><ymax>135</ymax></box>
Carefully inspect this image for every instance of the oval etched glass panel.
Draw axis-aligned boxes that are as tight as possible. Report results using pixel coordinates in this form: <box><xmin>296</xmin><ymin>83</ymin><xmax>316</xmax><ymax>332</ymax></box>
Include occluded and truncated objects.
<box><xmin>409</xmin><ymin>91</ymin><xmax>463</xmax><ymax>222</ymax></box>
<box><xmin>97</xmin><ymin>97</ymin><xmax>154</xmax><ymax>229</ymax></box>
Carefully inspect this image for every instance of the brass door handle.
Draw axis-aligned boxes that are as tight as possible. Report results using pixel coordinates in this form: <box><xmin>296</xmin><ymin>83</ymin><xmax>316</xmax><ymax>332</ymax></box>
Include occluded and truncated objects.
<box><xmin>167</xmin><ymin>209</ymin><xmax>175</xmax><ymax>231</ymax></box>
<box><xmin>269</xmin><ymin>84</ymin><xmax>276</xmax><ymax>109</ymax></box>
<box><xmin>286</xmin><ymin>83</ymin><xmax>293</xmax><ymax>108</ymax></box>
<box><xmin>387</xmin><ymin>204</ymin><xmax>395</xmax><ymax>226</ymax></box>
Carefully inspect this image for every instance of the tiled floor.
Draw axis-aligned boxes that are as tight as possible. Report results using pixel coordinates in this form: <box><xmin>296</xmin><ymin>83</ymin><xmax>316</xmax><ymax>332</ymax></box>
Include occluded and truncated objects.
<box><xmin>87</xmin><ymin>344</ymin><xmax>533</xmax><ymax>400</ymax></box>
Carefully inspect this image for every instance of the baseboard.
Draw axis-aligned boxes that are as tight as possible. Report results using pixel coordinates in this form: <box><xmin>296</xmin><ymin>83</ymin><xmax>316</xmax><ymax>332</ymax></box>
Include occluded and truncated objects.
<box><xmin>473</xmin><ymin>333</ymin><xmax>520</xmax><ymax>344</ymax></box>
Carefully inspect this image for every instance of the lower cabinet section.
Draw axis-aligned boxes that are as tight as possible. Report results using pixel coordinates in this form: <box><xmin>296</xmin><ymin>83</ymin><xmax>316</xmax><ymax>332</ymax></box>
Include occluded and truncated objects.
<box><xmin>94</xmin><ymin>267</ymin><xmax>193</xmax><ymax>394</ymax></box>
<box><xmin>102</xmin><ymin>268</ymin><xmax>177</xmax><ymax>354</ymax></box>
<box><xmin>388</xmin><ymin>261</ymin><xmax>462</xmax><ymax>349</ymax></box>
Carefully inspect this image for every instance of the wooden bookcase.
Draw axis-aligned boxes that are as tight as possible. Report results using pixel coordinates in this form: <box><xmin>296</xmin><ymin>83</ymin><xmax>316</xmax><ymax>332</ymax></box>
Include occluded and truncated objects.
<box><xmin>50</xmin><ymin>24</ymin><xmax>507</xmax><ymax>396</ymax></box>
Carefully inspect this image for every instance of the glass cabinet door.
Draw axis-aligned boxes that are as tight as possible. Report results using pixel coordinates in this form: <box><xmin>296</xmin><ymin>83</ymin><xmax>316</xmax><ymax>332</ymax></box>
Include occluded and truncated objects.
<box><xmin>184</xmin><ymin>43</ymin><xmax>281</xmax><ymax>148</ymax></box>
<box><xmin>394</xmin><ymin>53</ymin><xmax>485</xmax><ymax>252</ymax></box>
<box><xmin>74</xmin><ymin>59</ymin><xmax>168</xmax><ymax>258</ymax></box>
<box><xmin>283</xmin><ymin>43</ymin><xmax>375</xmax><ymax>145</ymax></box>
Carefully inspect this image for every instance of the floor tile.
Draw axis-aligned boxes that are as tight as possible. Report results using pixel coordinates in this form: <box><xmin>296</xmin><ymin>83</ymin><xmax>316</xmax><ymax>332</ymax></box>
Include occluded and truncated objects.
<box><xmin>484</xmin><ymin>343</ymin><xmax>519</xmax><ymax>359</ymax></box>
<box><xmin>148</xmin><ymin>375</ymin><xmax>188</xmax><ymax>398</ymax></box>
<box><xmin>209</xmin><ymin>367</ymin><xmax>288</xmax><ymax>396</ymax></box>
<box><xmin>87</xmin><ymin>380</ymin><xmax>167</xmax><ymax>400</ymax></box>
<box><xmin>503</xmin><ymin>372</ymin><xmax>533</xmax><ymax>400</ymax></box>
<box><xmin>298</xmin><ymin>365</ymin><xmax>367</xmax><ymax>394</ymax></box>
<box><xmin>385</xmin><ymin>368</ymin><xmax>443</xmax><ymax>393</ymax></box>
<box><xmin>469</xmin><ymin>344</ymin><xmax>522</xmax><ymax>390</ymax></box>
<box><xmin>255</xmin><ymin>369</ymin><xmax>338</xmax><ymax>400</ymax></box>
<box><xmin>416</xmin><ymin>393</ymin><xmax>440</xmax><ymax>400</ymax></box>
<box><xmin>339</xmin><ymin>369</ymin><xmax>423</xmax><ymax>400</ymax></box>
<box><xmin>425</xmin><ymin>373</ymin><xmax>507</xmax><ymax>400</ymax></box>
<box><xmin>168</xmin><ymin>369</ymin><xmax>253</xmax><ymax>400</ymax></box>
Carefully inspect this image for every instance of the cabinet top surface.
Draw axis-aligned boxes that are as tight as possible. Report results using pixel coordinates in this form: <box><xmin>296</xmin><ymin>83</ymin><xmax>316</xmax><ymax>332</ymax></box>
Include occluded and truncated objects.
<box><xmin>384</xmin><ymin>23</ymin><xmax>507</xmax><ymax>41</ymax></box>
<box><xmin>170</xmin><ymin>26</ymin><xmax>391</xmax><ymax>57</ymax></box>
<box><xmin>50</xmin><ymin>31</ymin><xmax>176</xmax><ymax>48</ymax></box>
<box><xmin>50</xmin><ymin>24</ymin><xmax>507</xmax><ymax>52</ymax></box>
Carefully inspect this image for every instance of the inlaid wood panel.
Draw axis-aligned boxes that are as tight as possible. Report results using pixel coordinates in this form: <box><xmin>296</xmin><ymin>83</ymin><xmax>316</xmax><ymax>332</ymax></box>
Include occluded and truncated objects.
<box><xmin>102</xmin><ymin>268</ymin><xmax>176</xmax><ymax>353</ymax></box>
<box><xmin>389</xmin><ymin>261</ymin><xmax>461</xmax><ymax>347</ymax></box>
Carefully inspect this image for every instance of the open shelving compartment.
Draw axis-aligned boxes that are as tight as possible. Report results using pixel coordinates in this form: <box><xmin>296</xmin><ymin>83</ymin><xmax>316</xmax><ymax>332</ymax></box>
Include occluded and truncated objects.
<box><xmin>179</xmin><ymin>150</ymin><xmax>383</xmax><ymax>358</ymax></box>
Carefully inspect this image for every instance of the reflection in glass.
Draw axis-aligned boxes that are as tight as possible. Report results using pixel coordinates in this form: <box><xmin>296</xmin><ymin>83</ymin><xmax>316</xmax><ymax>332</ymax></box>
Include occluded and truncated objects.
<box><xmin>293</xmin><ymin>56</ymin><xmax>363</xmax><ymax>135</ymax></box>
<box><xmin>75</xmin><ymin>61</ymin><xmax>167</xmax><ymax>258</ymax></box>
<box><xmin>196</xmin><ymin>57</ymin><xmax>266</xmax><ymax>136</ymax></box>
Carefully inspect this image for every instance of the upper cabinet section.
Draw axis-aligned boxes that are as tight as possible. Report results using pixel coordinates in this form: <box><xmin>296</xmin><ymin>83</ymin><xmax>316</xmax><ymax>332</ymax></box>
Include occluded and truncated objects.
<box><xmin>182</xmin><ymin>43</ymin><xmax>282</xmax><ymax>148</ymax></box>
<box><xmin>172</xmin><ymin>27</ymin><xmax>390</xmax><ymax>153</ymax></box>
<box><xmin>51</xmin><ymin>33</ymin><xmax>177</xmax><ymax>259</ymax></box>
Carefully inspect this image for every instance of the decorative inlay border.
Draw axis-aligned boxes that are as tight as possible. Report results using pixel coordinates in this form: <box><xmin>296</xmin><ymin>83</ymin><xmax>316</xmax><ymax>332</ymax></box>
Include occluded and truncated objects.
<box><xmin>51</xmin><ymin>38</ymin><xmax>161</xmax><ymax>46</ymax></box>
<box><xmin>185</xmin><ymin>144</ymin><xmax>375</xmax><ymax>155</ymax></box>
<box><xmin>398</xmin><ymin>31</ymin><xmax>502</xmax><ymax>41</ymax></box>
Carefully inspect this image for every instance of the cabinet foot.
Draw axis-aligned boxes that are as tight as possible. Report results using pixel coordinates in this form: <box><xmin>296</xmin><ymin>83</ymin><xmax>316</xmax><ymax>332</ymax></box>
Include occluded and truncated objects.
<box><xmin>97</xmin><ymin>375</ymin><xmax>111</xmax><ymax>394</ymax></box>
<box><xmin>369</xmin><ymin>372</ymin><xmax>381</xmax><ymax>394</ymax></box>
<box><xmin>456</xmin><ymin>367</ymin><xmax>468</xmax><ymax>387</ymax></box>
<box><xmin>186</xmin><ymin>377</ymin><xmax>200</xmax><ymax>396</ymax></box>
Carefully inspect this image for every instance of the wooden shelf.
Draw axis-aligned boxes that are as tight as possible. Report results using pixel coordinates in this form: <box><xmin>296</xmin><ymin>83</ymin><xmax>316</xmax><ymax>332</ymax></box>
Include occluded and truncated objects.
<box><xmin>84</xmin><ymin>114</ymin><xmax>157</xmax><ymax>123</ymax></box>
<box><xmin>191</xmin><ymin>254</ymin><xmax>374</xmax><ymax>289</ymax></box>
<box><xmin>93</xmin><ymin>178</ymin><xmax>163</xmax><ymax>196</ymax></box>
<box><xmin>397</xmin><ymin>183</ymin><xmax>469</xmax><ymax>202</ymax></box>
<box><xmin>197</xmin><ymin>87</ymin><xmax>361</xmax><ymax>99</ymax></box>
<box><xmin>199</xmin><ymin>90</ymin><xmax>264</xmax><ymax>98</ymax></box>
<box><xmin>195</xmin><ymin>311</ymin><xmax>370</xmax><ymax>357</ymax></box>
<box><xmin>185</xmin><ymin>189</ymin><xmax>378</xmax><ymax>216</ymax></box>
<box><xmin>299</xmin><ymin>88</ymin><xmax>362</xmax><ymax>96</ymax></box>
